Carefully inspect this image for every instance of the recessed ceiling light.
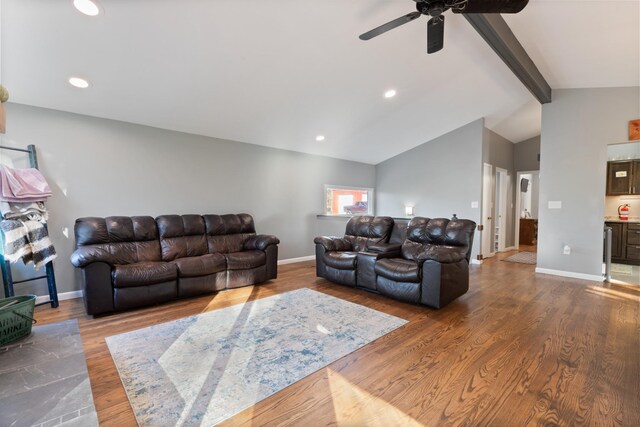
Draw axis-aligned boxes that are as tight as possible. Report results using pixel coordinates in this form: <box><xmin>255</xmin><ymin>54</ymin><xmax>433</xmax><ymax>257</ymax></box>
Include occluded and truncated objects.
<box><xmin>73</xmin><ymin>0</ymin><xmax>101</xmax><ymax>16</ymax></box>
<box><xmin>384</xmin><ymin>89</ymin><xmax>397</xmax><ymax>99</ymax></box>
<box><xmin>68</xmin><ymin>77</ymin><xmax>90</xmax><ymax>88</ymax></box>
<box><xmin>316</xmin><ymin>135</ymin><xmax>326</xmax><ymax>142</ymax></box>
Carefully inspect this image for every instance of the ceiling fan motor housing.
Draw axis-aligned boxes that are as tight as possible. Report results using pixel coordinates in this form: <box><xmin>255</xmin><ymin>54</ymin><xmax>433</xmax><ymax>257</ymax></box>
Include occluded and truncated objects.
<box><xmin>417</xmin><ymin>1</ymin><xmax>449</xmax><ymax>17</ymax></box>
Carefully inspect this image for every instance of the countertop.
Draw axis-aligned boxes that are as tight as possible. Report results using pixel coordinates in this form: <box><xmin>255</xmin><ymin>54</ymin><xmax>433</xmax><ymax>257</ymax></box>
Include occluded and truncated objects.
<box><xmin>604</xmin><ymin>216</ymin><xmax>640</xmax><ymax>223</ymax></box>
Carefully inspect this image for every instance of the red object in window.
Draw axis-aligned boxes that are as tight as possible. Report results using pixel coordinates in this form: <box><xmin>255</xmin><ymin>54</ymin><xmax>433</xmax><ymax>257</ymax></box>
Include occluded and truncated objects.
<box><xmin>343</xmin><ymin>201</ymin><xmax>369</xmax><ymax>214</ymax></box>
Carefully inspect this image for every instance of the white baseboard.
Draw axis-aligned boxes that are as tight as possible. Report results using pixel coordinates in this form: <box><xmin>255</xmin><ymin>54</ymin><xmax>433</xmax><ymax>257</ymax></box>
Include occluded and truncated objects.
<box><xmin>35</xmin><ymin>290</ymin><xmax>83</xmax><ymax>304</ymax></box>
<box><xmin>504</xmin><ymin>246</ymin><xmax>517</xmax><ymax>251</ymax></box>
<box><xmin>470</xmin><ymin>259</ymin><xmax>482</xmax><ymax>265</ymax></box>
<box><xmin>278</xmin><ymin>255</ymin><xmax>315</xmax><ymax>265</ymax></box>
<box><xmin>535</xmin><ymin>268</ymin><xmax>603</xmax><ymax>283</ymax></box>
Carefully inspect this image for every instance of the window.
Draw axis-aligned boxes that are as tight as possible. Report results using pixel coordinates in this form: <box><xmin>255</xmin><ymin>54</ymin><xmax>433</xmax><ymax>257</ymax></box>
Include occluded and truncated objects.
<box><xmin>324</xmin><ymin>185</ymin><xmax>374</xmax><ymax>216</ymax></box>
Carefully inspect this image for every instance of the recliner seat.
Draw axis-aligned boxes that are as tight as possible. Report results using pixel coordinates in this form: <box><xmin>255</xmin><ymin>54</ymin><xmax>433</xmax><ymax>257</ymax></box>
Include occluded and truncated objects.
<box><xmin>314</xmin><ymin>216</ymin><xmax>395</xmax><ymax>286</ymax></box>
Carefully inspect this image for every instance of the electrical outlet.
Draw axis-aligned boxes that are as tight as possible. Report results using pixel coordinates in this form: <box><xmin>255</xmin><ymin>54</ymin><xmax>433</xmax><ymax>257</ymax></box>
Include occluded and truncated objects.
<box><xmin>563</xmin><ymin>245</ymin><xmax>571</xmax><ymax>255</ymax></box>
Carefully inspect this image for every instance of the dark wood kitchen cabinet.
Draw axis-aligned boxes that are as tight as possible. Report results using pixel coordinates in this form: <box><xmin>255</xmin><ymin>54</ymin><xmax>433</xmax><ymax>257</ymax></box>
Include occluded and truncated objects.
<box><xmin>519</xmin><ymin>218</ymin><xmax>538</xmax><ymax>246</ymax></box>
<box><xmin>605</xmin><ymin>221</ymin><xmax>640</xmax><ymax>265</ymax></box>
<box><xmin>607</xmin><ymin>160</ymin><xmax>640</xmax><ymax>195</ymax></box>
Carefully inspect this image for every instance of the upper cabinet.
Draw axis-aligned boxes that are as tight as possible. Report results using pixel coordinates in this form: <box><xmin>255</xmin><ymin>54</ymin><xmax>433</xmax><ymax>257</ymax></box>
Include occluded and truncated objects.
<box><xmin>607</xmin><ymin>160</ymin><xmax>640</xmax><ymax>195</ymax></box>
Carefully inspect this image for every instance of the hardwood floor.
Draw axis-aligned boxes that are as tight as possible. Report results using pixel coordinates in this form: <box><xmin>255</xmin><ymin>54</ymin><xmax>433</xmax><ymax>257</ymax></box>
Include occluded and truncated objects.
<box><xmin>34</xmin><ymin>253</ymin><xmax>639</xmax><ymax>426</ymax></box>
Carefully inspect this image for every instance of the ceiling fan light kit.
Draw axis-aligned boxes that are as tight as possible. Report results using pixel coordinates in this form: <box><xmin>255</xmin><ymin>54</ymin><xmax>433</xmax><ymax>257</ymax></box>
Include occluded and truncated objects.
<box><xmin>360</xmin><ymin>0</ymin><xmax>529</xmax><ymax>54</ymax></box>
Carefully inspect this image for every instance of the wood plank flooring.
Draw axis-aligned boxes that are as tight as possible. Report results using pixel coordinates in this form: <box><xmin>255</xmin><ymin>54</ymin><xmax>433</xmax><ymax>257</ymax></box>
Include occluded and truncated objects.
<box><xmin>33</xmin><ymin>253</ymin><xmax>640</xmax><ymax>426</ymax></box>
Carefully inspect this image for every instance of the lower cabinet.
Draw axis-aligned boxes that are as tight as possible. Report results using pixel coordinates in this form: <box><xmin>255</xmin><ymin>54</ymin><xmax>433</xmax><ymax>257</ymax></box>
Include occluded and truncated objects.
<box><xmin>606</xmin><ymin>221</ymin><xmax>640</xmax><ymax>265</ymax></box>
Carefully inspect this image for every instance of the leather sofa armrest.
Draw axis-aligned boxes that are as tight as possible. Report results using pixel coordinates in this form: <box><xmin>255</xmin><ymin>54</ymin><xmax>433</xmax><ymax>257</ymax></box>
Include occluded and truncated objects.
<box><xmin>70</xmin><ymin>246</ymin><xmax>114</xmax><ymax>268</ymax></box>
<box><xmin>417</xmin><ymin>246</ymin><xmax>466</xmax><ymax>264</ymax></box>
<box><xmin>244</xmin><ymin>234</ymin><xmax>280</xmax><ymax>251</ymax></box>
<box><xmin>80</xmin><ymin>261</ymin><xmax>115</xmax><ymax>316</ymax></box>
<box><xmin>313</xmin><ymin>236</ymin><xmax>352</xmax><ymax>251</ymax></box>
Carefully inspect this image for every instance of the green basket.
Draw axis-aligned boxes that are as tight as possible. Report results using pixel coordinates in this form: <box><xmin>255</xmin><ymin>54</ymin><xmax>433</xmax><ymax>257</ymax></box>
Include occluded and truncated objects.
<box><xmin>0</xmin><ymin>295</ymin><xmax>37</xmax><ymax>346</ymax></box>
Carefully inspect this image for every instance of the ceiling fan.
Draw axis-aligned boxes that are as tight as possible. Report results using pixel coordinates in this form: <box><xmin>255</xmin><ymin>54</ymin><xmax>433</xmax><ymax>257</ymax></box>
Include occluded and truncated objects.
<box><xmin>359</xmin><ymin>0</ymin><xmax>529</xmax><ymax>54</ymax></box>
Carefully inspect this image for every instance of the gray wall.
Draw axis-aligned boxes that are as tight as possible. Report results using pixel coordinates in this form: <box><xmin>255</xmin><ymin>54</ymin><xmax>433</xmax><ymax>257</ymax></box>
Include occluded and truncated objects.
<box><xmin>514</xmin><ymin>135</ymin><xmax>540</xmax><ymax>172</ymax></box>
<box><xmin>375</xmin><ymin>119</ymin><xmax>483</xmax><ymax>260</ymax></box>
<box><xmin>537</xmin><ymin>87</ymin><xmax>640</xmax><ymax>277</ymax></box>
<box><xmin>483</xmin><ymin>129</ymin><xmax>516</xmax><ymax>248</ymax></box>
<box><xmin>2</xmin><ymin>103</ymin><xmax>376</xmax><ymax>295</ymax></box>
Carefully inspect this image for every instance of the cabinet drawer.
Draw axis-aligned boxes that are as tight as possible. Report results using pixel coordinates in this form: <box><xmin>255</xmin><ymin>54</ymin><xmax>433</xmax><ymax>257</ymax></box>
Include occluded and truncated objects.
<box><xmin>628</xmin><ymin>223</ymin><xmax>640</xmax><ymax>231</ymax></box>
<box><xmin>626</xmin><ymin>245</ymin><xmax>640</xmax><ymax>260</ymax></box>
<box><xmin>628</xmin><ymin>229</ymin><xmax>640</xmax><ymax>245</ymax></box>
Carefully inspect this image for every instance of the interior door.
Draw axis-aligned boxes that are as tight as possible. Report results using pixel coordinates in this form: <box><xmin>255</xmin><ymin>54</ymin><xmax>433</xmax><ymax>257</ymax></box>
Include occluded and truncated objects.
<box><xmin>481</xmin><ymin>163</ymin><xmax>494</xmax><ymax>258</ymax></box>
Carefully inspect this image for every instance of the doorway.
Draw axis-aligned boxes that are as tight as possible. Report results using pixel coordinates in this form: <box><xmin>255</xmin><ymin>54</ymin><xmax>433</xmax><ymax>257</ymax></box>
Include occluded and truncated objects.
<box><xmin>515</xmin><ymin>171</ymin><xmax>539</xmax><ymax>253</ymax></box>
<box><xmin>604</xmin><ymin>142</ymin><xmax>640</xmax><ymax>286</ymax></box>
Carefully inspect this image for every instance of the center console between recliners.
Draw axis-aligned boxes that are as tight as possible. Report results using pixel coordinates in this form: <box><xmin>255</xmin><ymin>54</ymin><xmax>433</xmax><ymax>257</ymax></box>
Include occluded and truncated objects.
<box><xmin>314</xmin><ymin>215</ymin><xmax>476</xmax><ymax>309</ymax></box>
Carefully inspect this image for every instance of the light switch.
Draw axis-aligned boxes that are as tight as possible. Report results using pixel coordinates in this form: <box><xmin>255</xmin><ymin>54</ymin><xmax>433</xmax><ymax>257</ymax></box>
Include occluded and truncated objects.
<box><xmin>471</xmin><ymin>201</ymin><xmax>479</xmax><ymax>208</ymax></box>
<box><xmin>548</xmin><ymin>201</ymin><xmax>562</xmax><ymax>209</ymax></box>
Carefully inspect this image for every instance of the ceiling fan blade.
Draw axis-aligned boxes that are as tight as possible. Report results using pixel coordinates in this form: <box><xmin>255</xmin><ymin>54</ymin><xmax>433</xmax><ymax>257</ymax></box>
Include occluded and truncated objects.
<box><xmin>453</xmin><ymin>0</ymin><xmax>529</xmax><ymax>14</ymax></box>
<box><xmin>359</xmin><ymin>11</ymin><xmax>422</xmax><ymax>40</ymax></box>
<box><xmin>427</xmin><ymin>16</ymin><xmax>444</xmax><ymax>54</ymax></box>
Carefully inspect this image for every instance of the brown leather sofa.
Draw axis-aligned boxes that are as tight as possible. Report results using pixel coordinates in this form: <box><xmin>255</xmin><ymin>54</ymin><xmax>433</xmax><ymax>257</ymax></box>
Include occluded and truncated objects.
<box><xmin>70</xmin><ymin>214</ymin><xmax>279</xmax><ymax>315</ymax></box>
<box><xmin>314</xmin><ymin>215</ymin><xmax>476</xmax><ymax>308</ymax></box>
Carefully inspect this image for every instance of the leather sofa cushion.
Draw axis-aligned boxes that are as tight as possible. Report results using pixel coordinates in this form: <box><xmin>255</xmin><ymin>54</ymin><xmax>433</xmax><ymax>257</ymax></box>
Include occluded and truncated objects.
<box><xmin>174</xmin><ymin>253</ymin><xmax>226</xmax><ymax>278</ymax></box>
<box><xmin>207</xmin><ymin>234</ymin><xmax>254</xmax><ymax>254</ymax></box>
<box><xmin>71</xmin><ymin>216</ymin><xmax>162</xmax><ymax>268</ymax></box>
<box><xmin>112</xmin><ymin>262</ymin><xmax>177</xmax><ymax>288</ymax></box>
<box><xmin>375</xmin><ymin>258</ymin><xmax>420</xmax><ymax>283</ymax></box>
<box><xmin>419</xmin><ymin>246</ymin><xmax>467</xmax><ymax>264</ymax></box>
<box><xmin>324</xmin><ymin>251</ymin><xmax>357</xmax><ymax>270</ymax></box>
<box><xmin>204</xmin><ymin>214</ymin><xmax>255</xmax><ymax>235</ymax></box>
<box><xmin>402</xmin><ymin>217</ymin><xmax>477</xmax><ymax>262</ymax></box>
<box><xmin>344</xmin><ymin>215</ymin><xmax>394</xmax><ymax>251</ymax></box>
<box><xmin>225</xmin><ymin>250</ymin><xmax>266</xmax><ymax>270</ymax></box>
<box><xmin>156</xmin><ymin>215</ymin><xmax>208</xmax><ymax>261</ymax></box>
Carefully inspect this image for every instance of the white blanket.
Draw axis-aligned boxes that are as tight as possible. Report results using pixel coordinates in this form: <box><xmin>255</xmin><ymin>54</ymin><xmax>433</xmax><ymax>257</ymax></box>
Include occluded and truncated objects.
<box><xmin>0</xmin><ymin>219</ymin><xmax>57</xmax><ymax>270</ymax></box>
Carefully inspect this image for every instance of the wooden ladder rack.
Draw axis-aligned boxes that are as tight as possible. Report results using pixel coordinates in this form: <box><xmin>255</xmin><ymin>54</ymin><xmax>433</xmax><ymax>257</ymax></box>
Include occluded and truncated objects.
<box><xmin>0</xmin><ymin>144</ymin><xmax>58</xmax><ymax>308</ymax></box>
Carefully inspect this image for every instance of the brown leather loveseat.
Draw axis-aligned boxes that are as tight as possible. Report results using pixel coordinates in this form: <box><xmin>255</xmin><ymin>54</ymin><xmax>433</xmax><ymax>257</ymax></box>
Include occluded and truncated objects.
<box><xmin>315</xmin><ymin>215</ymin><xmax>476</xmax><ymax>308</ymax></box>
<box><xmin>70</xmin><ymin>213</ymin><xmax>278</xmax><ymax>315</ymax></box>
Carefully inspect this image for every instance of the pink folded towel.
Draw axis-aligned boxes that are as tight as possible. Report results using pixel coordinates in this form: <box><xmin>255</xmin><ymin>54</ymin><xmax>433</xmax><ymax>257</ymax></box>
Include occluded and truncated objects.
<box><xmin>0</xmin><ymin>165</ymin><xmax>52</xmax><ymax>202</ymax></box>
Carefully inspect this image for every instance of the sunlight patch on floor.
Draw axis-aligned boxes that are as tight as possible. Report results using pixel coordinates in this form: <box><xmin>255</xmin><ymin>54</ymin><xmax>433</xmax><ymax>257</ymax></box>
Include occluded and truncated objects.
<box><xmin>586</xmin><ymin>285</ymin><xmax>640</xmax><ymax>302</ymax></box>
<box><xmin>327</xmin><ymin>368</ymin><xmax>424</xmax><ymax>426</ymax></box>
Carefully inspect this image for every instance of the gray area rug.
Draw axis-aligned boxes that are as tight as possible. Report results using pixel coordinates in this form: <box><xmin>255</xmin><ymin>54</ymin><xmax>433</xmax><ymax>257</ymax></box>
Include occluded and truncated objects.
<box><xmin>106</xmin><ymin>288</ymin><xmax>408</xmax><ymax>426</ymax></box>
<box><xmin>0</xmin><ymin>319</ymin><xmax>99</xmax><ymax>427</ymax></box>
<box><xmin>502</xmin><ymin>251</ymin><xmax>537</xmax><ymax>265</ymax></box>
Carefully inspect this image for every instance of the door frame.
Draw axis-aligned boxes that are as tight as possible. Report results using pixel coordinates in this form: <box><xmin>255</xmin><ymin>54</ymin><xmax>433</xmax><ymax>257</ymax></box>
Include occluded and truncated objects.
<box><xmin>495</xmin><ymin>167</ymin><xmax>509</xmax><ymax>252</ymax></box>
<box><xmin>481</xmin><ymin>163</ymin><xmax>495</xmax><ymax>258</ymax></box>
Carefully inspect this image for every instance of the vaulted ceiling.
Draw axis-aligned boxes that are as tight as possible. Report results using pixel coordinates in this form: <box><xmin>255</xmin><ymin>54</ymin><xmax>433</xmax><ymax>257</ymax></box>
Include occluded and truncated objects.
<box><xmin>1</xmin><ymin>0</ymin><xmax>638</xmax><ymax>164</ymax></box>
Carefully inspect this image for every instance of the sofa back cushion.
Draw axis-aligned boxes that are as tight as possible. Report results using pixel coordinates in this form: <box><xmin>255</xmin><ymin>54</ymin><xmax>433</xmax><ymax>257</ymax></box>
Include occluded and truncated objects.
<box><xmin>344</xmin><ymin>216</ymin><xmax>394</xmax><ymax>251</ymax></box>
<box><xmin>204</xmin><ymin>213</ymin><xmax>256</xmax><ymax>254</ymax></box>
<box><xmin>401</xmin><ymin>217</ymin><xmax>477</xmax><ymax>261</ymax></box>
<box><xmin>74</xmin><ymin>216</ymin><xmax>161</xmax><ymax>265</ymax></box>
<box><xmin>156</xmin><ymin>215</ymin><xmax>208</xmax><ymax>261</ymax></box>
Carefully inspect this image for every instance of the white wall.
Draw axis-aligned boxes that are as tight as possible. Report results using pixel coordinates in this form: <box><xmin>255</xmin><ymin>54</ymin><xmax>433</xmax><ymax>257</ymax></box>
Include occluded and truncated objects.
<box><xmin>375</xmin><ymin>119</ymin><xmax>483</xmax><ymax>260</ymax></box>
<box><xmin>2</xmin><ymin>103</ymin><xmax>376</xmax><ymax>295</ymax></box>
<box><xmin>537</xmin><ymin>87</ymin><xmax>640</xmax><ymax>278</ymax></box>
